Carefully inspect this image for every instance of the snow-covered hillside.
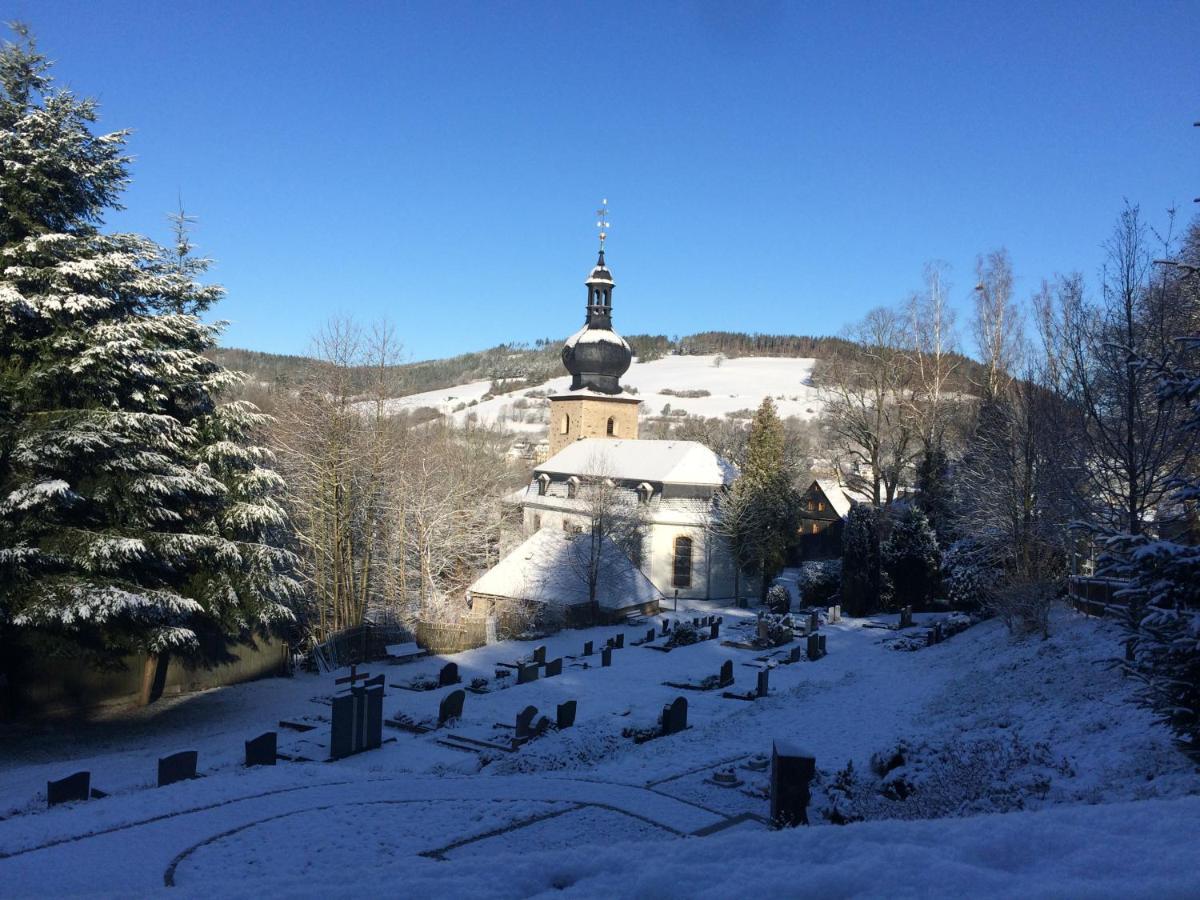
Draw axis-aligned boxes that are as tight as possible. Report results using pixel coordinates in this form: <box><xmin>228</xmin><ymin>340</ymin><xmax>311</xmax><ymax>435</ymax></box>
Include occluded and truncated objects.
<box><xmin>381</xmin><ymin>355</ymin><xmax>823</xmax><ymax>433</ymax></box>
<box><xmin>1</xmin><ymin>603</ymin><xmax>1197</xmax><ymax>896</ymax></box>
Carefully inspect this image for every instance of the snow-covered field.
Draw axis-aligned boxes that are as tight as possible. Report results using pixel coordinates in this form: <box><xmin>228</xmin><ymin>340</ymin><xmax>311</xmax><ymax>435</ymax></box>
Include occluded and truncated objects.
<box><xmin>382</xmin><ymin>355</ymin><xmax>823</xmax><ymax>432</ymax></box>
<box><xmin>2</xmin><ymin>603</ymin><xmax>1197</xmax><ymax>897</ymax></box>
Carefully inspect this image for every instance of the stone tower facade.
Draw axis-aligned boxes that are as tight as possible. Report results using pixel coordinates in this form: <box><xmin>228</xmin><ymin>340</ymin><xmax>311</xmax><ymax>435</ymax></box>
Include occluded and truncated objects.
<box><xmin>548</xmin><ymin>245</ymin><xmax>640</xmax><ymax>457</ymax></box>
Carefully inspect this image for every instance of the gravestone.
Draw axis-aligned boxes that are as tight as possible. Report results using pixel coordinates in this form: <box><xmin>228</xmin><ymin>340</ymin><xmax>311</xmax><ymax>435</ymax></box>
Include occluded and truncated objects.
<box><xmin>157</xmin><ymin>750</ymin><xmax>198</xmax><ymax>787</ymax></box>
<box><xmin>545</xmin><ymin>657</ymin><xmax>563</xmax><ymax>678</ymax></box>
<box><xmin>438</xmin><ymin>662</ymin><xmax>460</xmax><ymax>687</ymax></box>
<box><xmin>787</xmin><ymin>646</ymin><xmax>803</xmax><ymax>664</ymax></box>
<box><xmin>900</xmin><ymin>606</ymin><xmax>913</xmax><ymax>629</ymax></box>
<box><xmin>646</xmin><ymin>628</ymin><xmax>656</xmax><ymax>643</ymax></box>
<box><xmin>245</xmin><ymin>732</ymin><xmax>277</xmax><ymax>767</ymax></box>
<box><xmin>756</xmin><ymin>669</ymin><xmax>770</xmax><ymax>698</ymax></box>
<box><xmin>601</xmin><ymin>647</ymin><xmax>612</xmax><ymax>667</ymax></box>
<box><xmin>557</xmin><ymin>700</ymin><xmax>577</xmax><ymax>729</ymax></box>
<box><xmin>818</xmin><ymin>634</ymin><xmax>827</xmax><ymax>657</ymax></box>
<box><xmin>807</xmin><ymin>633</ymin><xmax>822</xmax><ymax>660</ymax></box>
<box><xmin>516</xmin><ymin>705</ymin><xmax>539</xmax><ymax>739</ymax></box>
<box><xmin>710</xmin><ymin>622</ymin><xmax>720</xmax><ymax>640</ymax></box>
<box><xmin>47</xmin><ymin>771</ymin><xmax>91</xmax><ymax>807</ymax></box>
<box><xmin>808</xmin><ymin>612</ymin><xmax>819</xmax><ymax>633</ymax></box>
<box><xmin>518</xmin><ymin>663</ymin><xmax>539</xmax><ymax>684</ymax></box>
<box><xmin>614</xmin><ymin>633</ymin><xmax>624</xmax><ymax>649</ymax></box>
<box><xmin>661</xmin><ymin>696</ymin><xmax>688</xmax><ymax>735</ymax></box>
<box><xmin>330</xmin><ymin>681</ymin><xmax>384</xmax><ymax>760</ymax></box>
<box><xmin>693</xmin><ymin>617</ymin><xmax>700</xmax><ymax>626</ymax></box>
<box><xmin>583</xmin><ymin>640</ymin><xmax>593</xmax><ymax>657</ymax></box>
<box><xmin>533</xmin><ymin>645</ymin><xmax>547</xmax><ymax>665</ymax></box>
<box><xmin>718</xmin><ymin>659</ymin><xmax>734</xmax><ymax>688</ymax></box>
<box><xmin>363</xmin><ymin>673</ymin><xmax>385</xmax><ymax>692</ymax></box>
<box><xmin>771</xmin><ymin>740</ymin><xmax>816</xmax><ymax>827</ymax></box>
<box><xmin>439</xmin><ymin>689</ymin><xmax>465</xmax><ymax>726</ymax></box>
<box><xmin>662</xmin><ymin>619</ymin><xmax>671</xmax><ymax>636</ymax></box>
<box><xmin>757</xmin><ymin>619</ymin><xmax>770</xmax><ymax>642</ymax></box>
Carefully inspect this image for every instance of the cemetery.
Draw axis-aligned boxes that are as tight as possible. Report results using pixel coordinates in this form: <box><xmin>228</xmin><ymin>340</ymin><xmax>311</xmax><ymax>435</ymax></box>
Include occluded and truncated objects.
<box><xmin>1</xmin><ymin>601</ymin><xmax>1199</xmax><ymax>896</ymax></box>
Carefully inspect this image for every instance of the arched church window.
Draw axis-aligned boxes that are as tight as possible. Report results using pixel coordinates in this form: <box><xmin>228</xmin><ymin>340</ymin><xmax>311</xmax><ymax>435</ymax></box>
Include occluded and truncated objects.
<box><xmin>606</xmin><ymin>417</ymin><xmax>616</xmax><ymax>436</ymax></box>
<box><xmin>672</xmin><ymin>536</ymin><xmax>693</xmax><ymax>588</ymax></box>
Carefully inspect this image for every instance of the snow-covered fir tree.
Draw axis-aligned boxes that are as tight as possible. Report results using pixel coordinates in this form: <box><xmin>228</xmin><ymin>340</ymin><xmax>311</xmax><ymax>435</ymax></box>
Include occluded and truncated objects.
<box><xmin>841</xmin><ymin>503</ymin><xmax>885</xmax><ymax>616</ymax></box>
<box><xmin>0</xmin><ymin>25</ymin><xmax>296</xmax><ymax>661</ymax></box>
<box><xmin>883</xmin><ymin>503</ymin><xmax>940</xmax><ymax>609</ymax></box>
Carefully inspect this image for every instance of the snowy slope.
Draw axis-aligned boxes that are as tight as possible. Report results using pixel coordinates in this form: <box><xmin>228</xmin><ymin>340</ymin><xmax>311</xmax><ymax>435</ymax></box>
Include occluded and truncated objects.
<box><xmin>381</xmin><ymin>355</ymin><xmax>823</xmax><ymax>432</ymax></box>
<box><xmin>1</xmin><ymin>604</ymin><xmax>1197</xmax><ymax>896</ymax></box>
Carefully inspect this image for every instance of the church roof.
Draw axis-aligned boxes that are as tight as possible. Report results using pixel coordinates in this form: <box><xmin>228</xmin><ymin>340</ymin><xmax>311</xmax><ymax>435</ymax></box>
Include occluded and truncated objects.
<box><xmin>468</xmin><ymin>528</ymin><xmax>662</xmax><ymax>610</ymax></box>
<box><xmin>535</xmin><ymin>438</ymin><xmax>736</xmax><ymax>487</ymax></box>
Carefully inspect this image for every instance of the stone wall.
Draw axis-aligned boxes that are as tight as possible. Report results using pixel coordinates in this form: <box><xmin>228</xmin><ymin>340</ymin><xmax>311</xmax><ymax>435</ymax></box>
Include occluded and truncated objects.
<box><xmin>548</xmin><ymin>395</ymin><xmax>640</xmax><ymax>456</ymax></box>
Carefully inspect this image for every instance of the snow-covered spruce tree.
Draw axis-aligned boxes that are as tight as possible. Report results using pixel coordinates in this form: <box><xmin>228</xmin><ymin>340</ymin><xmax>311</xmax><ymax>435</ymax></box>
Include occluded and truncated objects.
<box><xmin>841</xmin><ymin>503</ymin><xmax>884</xmax><ymax>616</ymax></box>
<box><xmin>0</xmin><ymin>25</ymin><xmax>295</xmax><ymax>662</ymax></box>
<box><xmin>883</xmin><ymin>503</ymin><xmax>940</xmax><ymax>609</ymax></box>
<box><xmin>738</xmin><ymin>397</ymin><xmax>801</xmax><ymax>602</ymax></box>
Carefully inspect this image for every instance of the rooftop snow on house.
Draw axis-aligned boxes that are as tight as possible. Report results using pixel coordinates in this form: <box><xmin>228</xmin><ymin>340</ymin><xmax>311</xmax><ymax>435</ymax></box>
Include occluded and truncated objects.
<box><xmin>535</xmin><ymin>438</ymin><xmax>736</xmax><ymax>487</ymax></box>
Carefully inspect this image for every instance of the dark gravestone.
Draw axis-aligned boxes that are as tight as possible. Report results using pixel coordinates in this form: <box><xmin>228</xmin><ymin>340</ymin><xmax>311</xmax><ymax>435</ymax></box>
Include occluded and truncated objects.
<box><xmin>516</xmin><ymin>705</ymin><xmax>539</xmax><ymax>739</ymax></box>
<box><xmin>363</xmin><ymin>673</ymin><xmax>385</xmax><ymax>692</ymax></box>
<box><xmin>439</xmin><ymin>689</ymin><xmax>466</xmax><ymax>726</ymax></box>
<box><xmin>787</xmin><ymin>646</ymin><xmax>803</xmax><ymax>664</ymax></box>
<box><xmin>693</xmin><ymin>617</ymin><xmax>700</xmax><ymax>626</ymax></box>
<box><xmin>756</xmin><ymin>669</ymin><xmax>770</xmax><ymax>698</ymax></box>
<box><xmin>438</xmin><ymin>662</ymin><xmax>460</xmax><ymax>687</ymax></box>
<box><xmin>757</xmin><ymin>619</ymin><xmax>770</xmax><ymax>643</ymax></box>
<box><xmin>331</xmin><ymin>683</ymin><xmax>384</xmax><ymax>760</ymax></box>
<box><xmin>518</xmin><ymin>663</ymin><xmax>539</xmax><ymax>684</ymax></box>
<box><xmin>557</xmin><ymin>700</ymin><xmax>577</xmax><ymax>729</ymax></box>
<box><xmin>807</xmin><ymin>633</ymin><xmax>822</xmax><ymax>660</ymax></box>
<box><xmin>646</xmin><ymin>628</ymin><xmax>656</xmax><ymax>643</ymax></box>
<box><xmin>583</xmin><ymin>640</ymin><xmax>593</xmax><ymax>657</ymax></box>
<box><xmin>47</xmin><ymin>771</ymin><xmax>91</xmax><ymax>807</ymax></box>
<box><xmin>362</xmin><ymin>684</ymin><xmax>384</xmax><ymax>751</ymax></box>
<box><xmin>158</xmin><ymin>750</ymin><xmax>198</xmax><ymax>787</ymax></box>
<box><xmin>601</xmin><ymin>647</ymin><xmax>612</xmax><ymax>667</ymax></box>
<box><xmin>533</xmin><ymin>645</ymin><xmax>547</xmax><ymax>665</ymax></box>
<box><xmin>614</xmin><ymin>633</ymin><xmax>624</xmax><ymax>649</ymax></box>
<box><xmin>330</xmin><ymin>692</ymin><xmax>356</xmax><ymax>760</ymax></box>
<box><xmin>662</xmin><ymin>619</ymin><xmax>670</xmax><ymax>636</ymax></box>
<box><xmin>771</xmin><ymin>740</ymin><xmax>816</xmax><ymax>827</ymax></box>
<box><xmin>818</xmin><ymin>634</ymin><xmax>827</xmax><ymax>657</ymax></box>
<box><xmin>710</xmin><ymin>622</ymin><xmax>720</xmax><ymax>640</ymax></box>
<box><xmin>718</xmin><ymin>659</ymin><xmax>734</xmax><ymax>688</ymax></box>
<box><xmin>661</xmin><ymin>696</ymin><xmax>688</xmax><ymax>735</ymax></box>
<box><xmin>245</xmin><ymin>732</ymin><xmax>277</xmax><ymax>767</ymax></box>
<box><xmin>808</xmin><ymin>612</ymin><xmax>819</xmax><ymax>633</ymax></box>
<box><xmin>545</xmin><ymin>657</ymin><xmax>563</xmax><ymax>678</ymax></box>
<box><xmin>899</xmin><ymin>606</ymin><xmax>913</xmax><ymax>629</ymax></box>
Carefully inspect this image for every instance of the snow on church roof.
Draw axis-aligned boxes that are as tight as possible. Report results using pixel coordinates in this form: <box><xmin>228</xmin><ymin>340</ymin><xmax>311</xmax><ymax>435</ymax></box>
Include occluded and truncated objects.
<box><xmin>536</xmin><ymin>438</ymin><xmax>737</xmax><ymax>487</ymax></box>
<box><xmin>563</xmin><ymin>324</ymin><xmax>630</xmax><ymax>350</ymax></box>
<box><xmin>468</xmin><ymin>528</ymin><xmax>662</xmax><ymax>610</ymax></box>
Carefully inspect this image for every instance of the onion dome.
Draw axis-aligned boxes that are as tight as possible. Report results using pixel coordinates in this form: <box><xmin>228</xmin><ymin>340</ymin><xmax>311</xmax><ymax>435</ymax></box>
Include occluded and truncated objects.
<box><xmin>562</xmin><ymin>249</ymin><xmax>632</xmax><ymax>394</ymax></box>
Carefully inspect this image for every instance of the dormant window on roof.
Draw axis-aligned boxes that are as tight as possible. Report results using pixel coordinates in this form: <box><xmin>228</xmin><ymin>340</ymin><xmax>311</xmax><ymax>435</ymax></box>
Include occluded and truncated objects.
<box><xmin>636</xmin><ymin>481</ymin><xmax>654</xmax><ymax>504</ymax></box>
<box><xmin>536</xmin><ymin>473</ymin><xmax>550</xmax><ymax>496</ymax></box>
<box><xmin>566</xmin><ymin>475</ymin><xmax>581</xmax><ymax>499</ymax></box>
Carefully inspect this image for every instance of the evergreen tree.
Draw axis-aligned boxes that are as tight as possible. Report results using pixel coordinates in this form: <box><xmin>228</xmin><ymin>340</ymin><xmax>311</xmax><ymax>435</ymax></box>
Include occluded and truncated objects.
<box><xmin>738</xmin><ymin>398</ymin><xmax>800</xmax><ymax>601</ymax></box>
<box><xmin>840</xmin><ymin>504</ymin><xmax>883</xmax><ymax>616</ymax></box>
<box><xmin>0</xmin><ymin>25</ymin><xmax>296</xmax><ymax>662</ymax></box>
<box><xmin>883</xmin><ymin>503</ymin><xmax>940</xmax><ymax>609</ymax></box>
<box><xmin>914</xmin><ymin>444</ymin><xmax>953</xmax><ymax>542</ymax></box>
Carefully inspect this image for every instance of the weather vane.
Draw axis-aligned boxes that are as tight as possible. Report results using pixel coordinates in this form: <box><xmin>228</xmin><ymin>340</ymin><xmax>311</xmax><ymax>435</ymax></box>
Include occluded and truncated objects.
<box><xmin>595</xmin><ymin>198</ymin><xmax>610</xmax><ymax>252</ymax></box>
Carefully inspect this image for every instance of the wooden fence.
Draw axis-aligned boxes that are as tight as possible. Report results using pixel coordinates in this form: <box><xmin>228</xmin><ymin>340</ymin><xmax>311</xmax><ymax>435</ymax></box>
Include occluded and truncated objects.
<box><xmin>1068</xmin><ymin>576</ymin><xmax>1128</xmax><ymax>618</ymax></box>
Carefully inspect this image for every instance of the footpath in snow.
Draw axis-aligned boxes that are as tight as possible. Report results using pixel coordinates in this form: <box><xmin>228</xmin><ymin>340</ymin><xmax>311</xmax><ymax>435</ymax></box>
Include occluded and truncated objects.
<box><xmin>1</xmin><ymin>604</ymin><xmax>1197</xmax><ymax>897</ymax></box>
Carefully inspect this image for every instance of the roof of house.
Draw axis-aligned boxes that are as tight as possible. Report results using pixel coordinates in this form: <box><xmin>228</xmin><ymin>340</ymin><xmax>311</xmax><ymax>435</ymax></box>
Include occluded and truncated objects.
<box><xmin>813</xmin><ymin>478</ymin><xmax>854</xmax><ymax>518</ymax></box>
<box><xmin>468</xmin><ymin>528</ymin><xmax>662</xmax><ymax>610</ymax></box>
<box><xmin>535</xmin><ymin>438</ymin><xmax>736</xmax><ymax>487</ymax></box>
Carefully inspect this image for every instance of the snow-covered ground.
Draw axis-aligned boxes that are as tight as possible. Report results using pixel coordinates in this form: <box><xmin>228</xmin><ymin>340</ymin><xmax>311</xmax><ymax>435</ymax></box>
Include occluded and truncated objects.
<box><xmin>381</xmin><ymin>355</ymin><xmax>823</xmax><ymax>432</ymax></box>
<box><xmin>1</xmin><ymin>604</ymin><xmax>1197</xmax><ymax>897</ymax></box>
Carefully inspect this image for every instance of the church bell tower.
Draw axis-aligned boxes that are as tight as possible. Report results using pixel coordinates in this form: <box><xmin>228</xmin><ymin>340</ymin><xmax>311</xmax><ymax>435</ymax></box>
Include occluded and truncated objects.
<box><xmin>548</xmin><ymin>201</ymin><xmax>641</xmax><ymax>456</ymax></box>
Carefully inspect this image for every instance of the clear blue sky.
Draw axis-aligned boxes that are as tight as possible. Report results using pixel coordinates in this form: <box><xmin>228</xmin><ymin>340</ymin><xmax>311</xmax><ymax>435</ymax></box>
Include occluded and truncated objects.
<box><xmin>12</xmin><ymin>1</ymin><xmax>1199</xmax><ymax>361</ymax></box>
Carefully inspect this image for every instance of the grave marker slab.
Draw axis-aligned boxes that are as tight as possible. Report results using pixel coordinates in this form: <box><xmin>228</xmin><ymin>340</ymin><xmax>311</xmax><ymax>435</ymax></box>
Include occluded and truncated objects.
<box><xmin>245</xmin><ymin>731</ymin><xmax>277</xmax><ymax>767</ymax></box>
<box><xmin>157</xmin><ymin>750</ymin><xmax>198</xmax><ymax>787</ymax></box>
<box><xmin>545</xmin><ymin>657</ymin><xmax>563</xmax><ymax>678</ymax></box>
<box><xmin>807</xmin><ymin>633</ymin><xmax>822</xmax><ymax>660</ymax></box>
<box><xmin>756</xmin><ymin>669</ymin><xmax>770</xmax><ymax>698</ymax></box>
<box><xmin>614</xmin><ymin>633</ymin><xmax>624</xmax><ymax>649</ymax></box>
<box><xmin>601</xmin><ymin>647</ymin><xmax>612</xmax><ymax>667</ymax></box>
<box><xmin>47</xmin><ymin>771</ymin><xmax>90</xmax><ymax>807</ymax></box>
<box><xmin>808</xmin><ymin>612</ymin><xmax>819</xmax><ymax>633</ymax></box>
<box><xmin>646</xmin><ymin>628</ymin><xmax>656</xmax><ymax>643</ymax></box>
<box><xmin>583</xmin><ymin>640</ymin><xmax>593</xmax><ymax>656</ymax></box>
<box><xmin>662</xmin><ymin>619</ymin><xmax>670</xmax><ymax>636</ymax></box>
<box><xmin>557</xmin><ymin>700</ymin><xmax>577</xmax><ymax>730</ymax></box>
<box><xmin>438</xmin><ymin>662</ymin><xmax>460</xmax><ymax>687</ymax></box>
<box><xmin>439</xmin><ymin>689</ymin><xmax>466</xmax><ymax>726</ymax></box>
<box><xmin>533</xmin><ymin>645</ymin><xmax>547</xmax><ymax>665</ymax></box>
<box><xmin>818</xmin><ymin>634</ymin><xmax>827</xmax><ymax>656</ymax></box>
<box><xmin>771</xmin><ymin>740</ymin><xmax>816</xmax><ymax>827</ymax></box>
<box><xmin>661</xmin><ymin>696</ymin><xmax>688</xmax><ymax>735</ymax></box>
<box><xmin>718</xmin><ymin>659</ymin><xmax>734</xmax><ymax>688</ymax></box>
<box><xmin>516</xmin><ymin>705</ymin><xmax>539</xmax><ymax>739</ymax></box>
<box><xmin>710</xmin><ymin>622</ymin><xmax>720</xmax><ymax>640</ymax></box>
<box><xmin>331</xmin><ymin>682</ymin><xmax>384</xmax><ymax>760</ymax></box>
<box><xmin>517</xmin><ymin>663</ymin><xmax>539</xmax><ymax>684</ymax></box>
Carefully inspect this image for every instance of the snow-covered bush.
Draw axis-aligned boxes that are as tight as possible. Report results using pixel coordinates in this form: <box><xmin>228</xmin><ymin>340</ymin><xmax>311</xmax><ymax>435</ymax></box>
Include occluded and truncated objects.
<box><xmin>766</xmin><ymin>583</ymin><xmax>791</xmax><ymax>614</ymax></box>
<box><xmin>795</xmin><ymin>560</ymin><xmax>841</xmax><ymax>607</ymax></box>
<box><xmin>883</xmin><ymin>504</ymin><xmax>941</xmax><ymax>609</ymax></box>
<box><xmin>664</xmin><ymin>621</ymin><xmax>701</xmax><ymax>648</ymax></box>
<box><xmin>941</xmin><ymin>537</ymin><xmax>992</xmax><ymax>611</ymax></box>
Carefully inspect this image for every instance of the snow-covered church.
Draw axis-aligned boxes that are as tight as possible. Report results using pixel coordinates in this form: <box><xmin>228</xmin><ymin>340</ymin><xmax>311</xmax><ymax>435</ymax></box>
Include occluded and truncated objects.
<box><xmin>467</xmin><ymin>238</ymin><xmax>746</xmax><ymax>628</ymax></box>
